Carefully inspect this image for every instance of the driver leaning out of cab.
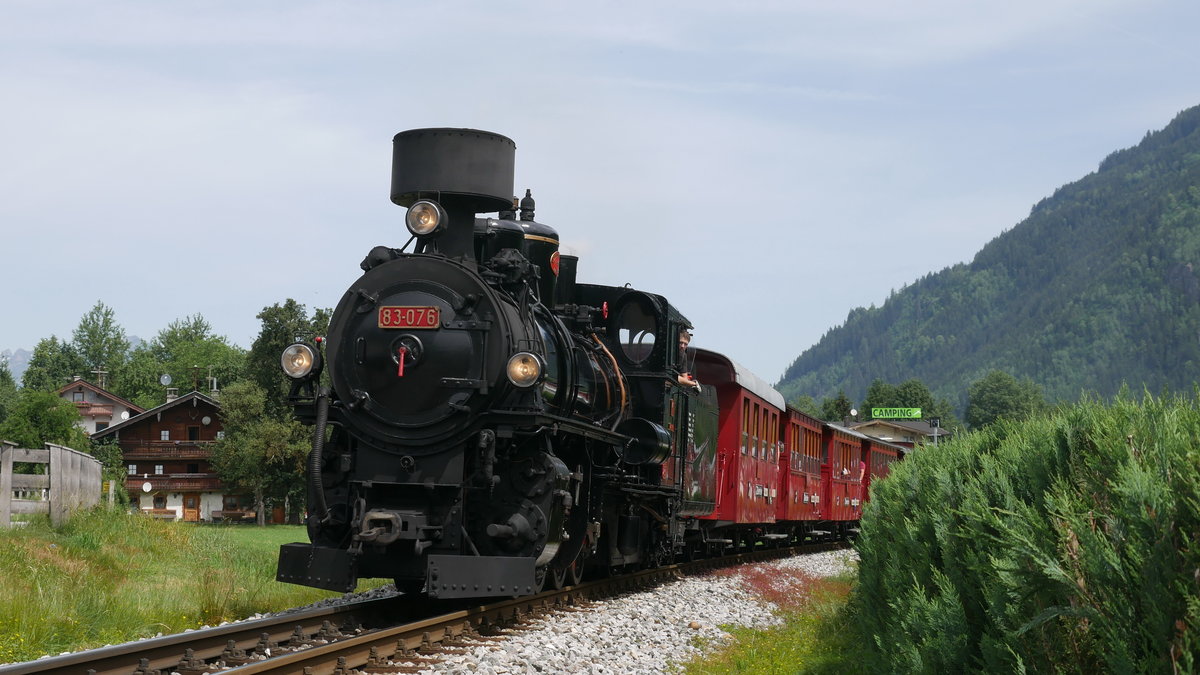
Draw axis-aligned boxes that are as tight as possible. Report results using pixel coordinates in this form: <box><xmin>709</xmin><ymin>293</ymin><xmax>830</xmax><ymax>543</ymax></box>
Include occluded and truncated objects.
<box><xmin>676</xmin><ymin>329</ymin><xmax>701</xmax><ymax>392</ymax></box>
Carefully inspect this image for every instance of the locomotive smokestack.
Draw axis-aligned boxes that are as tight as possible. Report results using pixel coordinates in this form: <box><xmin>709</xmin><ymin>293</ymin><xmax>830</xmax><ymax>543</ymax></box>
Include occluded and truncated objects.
<box><xmin>391</xmin><ymin>128</ymin><xmax>516</xmax><ymax>261</ymax></box>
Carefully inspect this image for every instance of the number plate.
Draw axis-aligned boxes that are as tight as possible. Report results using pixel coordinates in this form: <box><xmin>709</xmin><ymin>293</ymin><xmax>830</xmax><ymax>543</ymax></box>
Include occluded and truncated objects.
<box><xmin>378</xmin><ymin>306</ymin><xmax>441</xmax><ymax>329</ymax></box>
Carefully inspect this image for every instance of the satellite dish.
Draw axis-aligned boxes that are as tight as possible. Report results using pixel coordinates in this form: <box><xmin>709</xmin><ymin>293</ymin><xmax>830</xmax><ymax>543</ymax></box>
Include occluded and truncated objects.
<box><xmin>201</xmin><ymin>416</ymin><xmax>211</xmax><ymax>426</ymax></box>
<box><xmin>142</xmin><ymin>482</ymin><xmax>152</xmax><ymax>493</ymax></box>
<box><xmin>850</xmin><ymin>408</ymin><xmax>858</xmax><ymax>417</ymax></box>
<box><xmin>159</xmin><ymin>374</ymin><xmax>173</xmax><ymax>386</ymax></box>
<box><xmin>120</xmin><ymin>411</ymin><xmax>130</xmax><ymax>421</ymax></box>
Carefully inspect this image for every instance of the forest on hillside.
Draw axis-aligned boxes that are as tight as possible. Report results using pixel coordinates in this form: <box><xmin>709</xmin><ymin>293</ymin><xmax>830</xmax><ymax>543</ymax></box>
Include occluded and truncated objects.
<box><xmin>778</xmin><ymin>104</ymin><xmax>1200</xmax><ymax>413</ymax></box>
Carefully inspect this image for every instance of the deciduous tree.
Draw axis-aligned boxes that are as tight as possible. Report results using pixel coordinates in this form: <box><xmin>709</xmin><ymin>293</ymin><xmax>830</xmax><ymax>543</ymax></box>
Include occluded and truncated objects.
<box><xmin>21</xmin><ymin>337</ymin><xmax>85</xmax><ymax>392</ymax></box>
<box><xmin>820</xmin><ymin>390</ymin><xmax>855</xmax><ymax>422</ymax></box>
<box><xmin>0</xmin><ymin>359</ymin><xmax>17</xmax><ymax>426</ymax></box>
<box><xmin>965</xmin><ymin>369</ymin><xmax>1046</xmax><ymax>428</ymax></box>
<box><xmin>71</xmin><ymin>301</ymin><xmax>130</xmax><ymax>387</ymax></box>
<box><xmin>860</xmin><ymin>377</ymin><xmax>961</xmax><ymax>430</ymax></box>
<box><xmin>0</xmin><ymin>389</ymin><xmax>90</xmax><ymax>450</ymax></box>
<box><xmin>209</xmin><ymin>380</ymin><xmax>308</xmax><ymax>525</ymax></box>
<box><xmin>112</xmin><ymin>315</ymin><xmax>245</xmax><ymax>409</ymax></box>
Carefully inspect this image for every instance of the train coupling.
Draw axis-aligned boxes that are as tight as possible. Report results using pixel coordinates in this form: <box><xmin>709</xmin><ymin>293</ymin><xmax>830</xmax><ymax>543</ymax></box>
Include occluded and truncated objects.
<box><xmin>356</xmin><ymin>509</ymin><xmax>438</xmax><ymax>546</ymax></box>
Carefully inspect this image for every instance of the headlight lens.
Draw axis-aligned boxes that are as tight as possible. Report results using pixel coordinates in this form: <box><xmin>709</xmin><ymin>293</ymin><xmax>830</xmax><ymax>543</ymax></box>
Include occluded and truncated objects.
<box><xmin>281</xmin><ymin>343</ymin><xmax>318</xmax><ymax>379</ymax></box>
<box><xmin>506</xmin><ymin>352</ymin><xmax>544</xmax><ymax>388</ymax></box>
<box><xmin>406</xmin><ymin>200</ymin><xmax>445</xmax><ymax>236</ymax></box>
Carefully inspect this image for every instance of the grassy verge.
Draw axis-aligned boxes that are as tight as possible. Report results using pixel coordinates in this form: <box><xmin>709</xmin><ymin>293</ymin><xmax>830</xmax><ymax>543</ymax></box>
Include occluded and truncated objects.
<box><xmin>677</xmin><ymin>564</ymin><xmax>865</xmax><ymax>674</ymax></box>
<box><xmin>0</xmin><ymin>510</ymin><xmax>385</xmax><ymax>664</ymax></box>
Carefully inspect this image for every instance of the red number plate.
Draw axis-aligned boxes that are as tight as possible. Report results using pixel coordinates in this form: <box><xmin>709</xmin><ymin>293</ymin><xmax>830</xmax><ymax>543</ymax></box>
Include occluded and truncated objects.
<box><xmin>378</xmin><ymin>306</ymin><xmax>441</xmax><ymax>329</ymax></box>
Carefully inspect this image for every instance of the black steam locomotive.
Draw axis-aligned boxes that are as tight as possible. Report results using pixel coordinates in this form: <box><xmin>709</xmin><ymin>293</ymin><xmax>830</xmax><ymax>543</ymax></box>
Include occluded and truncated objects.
<box><xmin>276</xmin><ymin>129</ymin><xmax>718</xmax><ymax>598</ymax></box>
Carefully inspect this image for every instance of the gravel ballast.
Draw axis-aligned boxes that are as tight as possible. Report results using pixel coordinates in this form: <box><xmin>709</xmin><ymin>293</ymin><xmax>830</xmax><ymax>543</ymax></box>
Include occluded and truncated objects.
<box><xmin>397</xmin><ymin>548</ymin><xmax>858</xmax><ymax>674</ymax></box>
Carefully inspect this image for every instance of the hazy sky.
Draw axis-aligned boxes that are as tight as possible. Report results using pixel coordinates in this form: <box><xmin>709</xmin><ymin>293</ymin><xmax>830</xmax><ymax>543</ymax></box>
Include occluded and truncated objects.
<box><xmin>3</xmin><ymin>0</ymin><xmax>1198</xmax><ymax>382</ymax></box>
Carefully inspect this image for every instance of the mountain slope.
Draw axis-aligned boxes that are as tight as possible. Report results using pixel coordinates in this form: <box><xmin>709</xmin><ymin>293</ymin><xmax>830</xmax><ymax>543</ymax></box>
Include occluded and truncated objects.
<box><xmin>778</xmin><ymin>105</ymin><xmax>1200</xmax><ymax>410</ymax></box>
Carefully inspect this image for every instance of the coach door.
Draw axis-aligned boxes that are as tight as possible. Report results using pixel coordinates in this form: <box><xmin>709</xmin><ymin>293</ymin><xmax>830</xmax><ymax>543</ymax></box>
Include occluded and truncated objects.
<box><xmin>183</xmin><ymin>493</ymin><xmax>201</xmax><ymax>522</ymax></box>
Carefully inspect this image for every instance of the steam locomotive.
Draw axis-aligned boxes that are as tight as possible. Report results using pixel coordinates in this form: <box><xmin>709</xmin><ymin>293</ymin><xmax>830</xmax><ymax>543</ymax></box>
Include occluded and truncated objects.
<box><xmin>275</xmin><ymin>128</ymin><xmax>900</xmax><ymax>599</ymax></box>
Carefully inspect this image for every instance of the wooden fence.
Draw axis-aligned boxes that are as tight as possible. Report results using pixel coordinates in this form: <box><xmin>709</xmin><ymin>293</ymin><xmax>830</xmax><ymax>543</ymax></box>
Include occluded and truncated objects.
<box><xmin>1</xmin><ymin>440</ymin><xmax>102</xmax><ymax>527</ymax></box>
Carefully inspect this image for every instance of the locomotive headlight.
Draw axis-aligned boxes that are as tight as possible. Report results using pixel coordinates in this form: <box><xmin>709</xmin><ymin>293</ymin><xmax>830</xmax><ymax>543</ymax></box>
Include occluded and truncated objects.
<box><xmin>506</xmin><ymin>352</ymin><xmax>544</xmax><ymax>388</ymax></box>
<box><xmin>405</xmin><ymin>200</ymin><xmax>446</xmax><ymax>237</ymax></box>
<box><xmin>281</xmin><ymin>343</ymin><xmax>321</xmax><ymax>380</ymax></box>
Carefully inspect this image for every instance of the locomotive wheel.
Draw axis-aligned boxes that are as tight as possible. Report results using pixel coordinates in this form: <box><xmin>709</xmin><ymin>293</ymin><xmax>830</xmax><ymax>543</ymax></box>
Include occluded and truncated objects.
<box><xmin>532</xmin><ymin>565</ymin><xmax>548</xmax><ymax>593</ymax></box>
<box><xmin>550</xmin><ymin>564</ymin><xmax>568</xmax><ymax>590</ymax></box>
<box><xmin>566</xmin><ymin>558</ymin><xmax>583</xmax><ymax>586</ymax></box>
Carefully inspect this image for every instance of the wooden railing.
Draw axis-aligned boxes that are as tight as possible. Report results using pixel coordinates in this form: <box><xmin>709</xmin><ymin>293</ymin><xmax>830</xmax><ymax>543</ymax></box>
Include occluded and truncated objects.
<box><xmin>1</xmin><ymin>441</ymin><xmax>102</xmax><ymax>527</ymax></box>
<box><xmin>123</xmin><ymin>441</ymin><xmax>215</xmax><ymax>460</ymax></box>
<box><xmin>125</xmin><ymin>474</ymin><xmax>223</xmax><ymax>492</ymax></box>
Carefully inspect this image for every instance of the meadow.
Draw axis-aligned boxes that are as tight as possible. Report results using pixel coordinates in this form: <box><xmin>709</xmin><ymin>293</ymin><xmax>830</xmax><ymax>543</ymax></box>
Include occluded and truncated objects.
<box><xmin>0</xmin><ymin>514</ymin><xmax>382</xmax><ymax>664</ymax></box>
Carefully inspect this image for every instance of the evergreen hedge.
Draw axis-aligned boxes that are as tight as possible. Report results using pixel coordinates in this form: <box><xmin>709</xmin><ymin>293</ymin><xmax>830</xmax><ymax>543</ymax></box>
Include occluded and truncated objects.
<box><xmin>852</xmin><ymin>393</ymin><xmax>1200</xmax><ymax>672</ymax></box>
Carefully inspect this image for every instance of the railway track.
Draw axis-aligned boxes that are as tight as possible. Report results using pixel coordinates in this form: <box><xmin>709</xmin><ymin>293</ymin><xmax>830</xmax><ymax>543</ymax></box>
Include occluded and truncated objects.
<box><xmin>0</xmin><ymin>542</ymin><xmax>844</xmax><ymax>675</ymax></box>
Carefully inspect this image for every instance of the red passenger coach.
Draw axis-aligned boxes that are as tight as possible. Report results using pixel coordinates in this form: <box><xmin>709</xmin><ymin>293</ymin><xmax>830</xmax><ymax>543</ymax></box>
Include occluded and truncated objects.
<box><xmin>821</xmin><ymin>424</ymin><xmax>865</xmax><ymax>532</ymax></box>
<box><xmin>778</xmin><ymin>407</ymin><xmax>824</xmax><ymax>524</ymax></box>
<box><xmin>692</xmin><ymin>349</ymin><xmax>783</xmax><ymax>529</ymax></box>
<box><xmin>862</xmin><ymin>436</ymin><xmax>904</xmax><ymax>505</ymax></box>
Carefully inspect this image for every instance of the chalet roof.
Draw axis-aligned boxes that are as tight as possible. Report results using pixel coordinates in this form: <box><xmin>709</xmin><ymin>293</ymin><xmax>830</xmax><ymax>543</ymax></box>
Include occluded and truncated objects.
<box><xmin>55</xmin><ymin>378</ymin><xmax>145</xmax><ymax>415</ymax></box>
<box><xmin>90</xmin><ymin>391</ymin><xmax>220</xmax><ymax>439</ymax></box>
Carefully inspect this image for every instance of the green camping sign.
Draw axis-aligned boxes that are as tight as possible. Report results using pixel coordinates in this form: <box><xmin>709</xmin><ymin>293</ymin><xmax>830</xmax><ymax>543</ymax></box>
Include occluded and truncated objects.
<box><xmin>872</xmin><ymin>407</ymin><xmax>922</xmax><ymax>419</ymax></box>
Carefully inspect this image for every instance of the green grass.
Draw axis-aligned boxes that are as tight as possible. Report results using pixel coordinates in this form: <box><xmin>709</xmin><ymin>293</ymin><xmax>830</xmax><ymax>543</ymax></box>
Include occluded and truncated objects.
<box><xmin>0</xmin><ymin>510</ymin><xmax>386</xmax><ymax>664</ymax></box>
<box><xmin>676</xmin><ymin>566</ymin><xmax>865</xmax><ymax>674</ymax></box>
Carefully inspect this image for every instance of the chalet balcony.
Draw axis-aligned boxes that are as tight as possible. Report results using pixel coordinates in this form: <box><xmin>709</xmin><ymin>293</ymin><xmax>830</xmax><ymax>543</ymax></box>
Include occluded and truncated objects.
<box><xmin>75</xmin><ymin>402</ymin><xmax>114</xmax><ymax>418</ymax></box>
<box><xmin>124</xmin><ymin>473</ymin><xmax>223</xmax><ymax>492</ymax></box>
<box><xmin>123</xmin><ymin>441</ymin><xmax>215</xmax><ymax>460</ymax></box>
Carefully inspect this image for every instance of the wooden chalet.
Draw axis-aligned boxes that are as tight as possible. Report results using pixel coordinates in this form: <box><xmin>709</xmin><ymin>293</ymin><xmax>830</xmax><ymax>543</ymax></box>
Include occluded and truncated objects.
<box><xmin>90</xmin><ymin>391</ymin><xmax>254</xmax><ymax>522</ymax></box>
<box><xmin>55</xmin><ymin>377</ymin><xmax>145</xmax><ymax>436</ymax></box>
<box><xmin>847</xmin><ymin>419</ymin><xmax>950</xmax><ymax>450</ymax></box>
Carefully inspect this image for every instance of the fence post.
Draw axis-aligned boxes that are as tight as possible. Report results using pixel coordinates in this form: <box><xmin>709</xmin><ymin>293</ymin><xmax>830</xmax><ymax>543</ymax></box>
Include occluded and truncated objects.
<box><xmin>0</xmin><ymin>441</ymin><xmax>13</xmax><ymax>527</ymax></box>
<box><xmin>49</xmin><ymin>443</ymin><xmax>64</xmax><ymax>526</ymax></box>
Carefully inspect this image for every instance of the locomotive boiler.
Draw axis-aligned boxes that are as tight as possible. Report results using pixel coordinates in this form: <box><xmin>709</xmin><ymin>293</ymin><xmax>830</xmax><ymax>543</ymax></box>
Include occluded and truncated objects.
<box><xmin>276</xmin><ymin>129</ymin><xmax>715</xmax><ymax>598</ymax></box>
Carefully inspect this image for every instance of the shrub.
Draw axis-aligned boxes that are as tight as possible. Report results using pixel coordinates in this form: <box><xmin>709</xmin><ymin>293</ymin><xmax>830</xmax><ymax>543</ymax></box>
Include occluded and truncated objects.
<box><xmin>852</xmin><ymin>393</ymin><xmax>1200</xmax><ymax>672</ymax></box>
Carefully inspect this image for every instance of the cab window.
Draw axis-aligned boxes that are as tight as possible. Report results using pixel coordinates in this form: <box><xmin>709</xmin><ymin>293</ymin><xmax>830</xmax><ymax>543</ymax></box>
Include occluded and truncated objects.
<box><xmin>615</xmin><ymin>296</ymin><xmax>658</xmax><ymax>364</ymax></box>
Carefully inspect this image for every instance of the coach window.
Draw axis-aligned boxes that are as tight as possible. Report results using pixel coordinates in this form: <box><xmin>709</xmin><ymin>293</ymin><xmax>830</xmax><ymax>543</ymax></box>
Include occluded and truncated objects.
<box><xmin>741</xmin><ymin>400</ymin><xmax>750</xmax><ymax>455</ymax></box>
<box><xmin>750</xmin><ymin>406</ymin><xmax>758</xmax><ymax>458</ymax></box>
<box><xmin>769</xmin><ymin>412</ymin><xmax>778</xmax><ymax>461</ymax></box>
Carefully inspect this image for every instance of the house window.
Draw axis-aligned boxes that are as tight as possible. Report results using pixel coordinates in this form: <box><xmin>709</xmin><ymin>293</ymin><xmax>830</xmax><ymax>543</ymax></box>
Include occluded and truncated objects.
<box><xmin>96</xmin><ymin>422</ymin><xmax>109</xmax><ymax>432</ymax></box>
<box><xmin>127</xmin><ymin>464</ymin><xmax>137</xmax><ymax>475</ymax></box>
<box><xmin>153</xmin><ymin>495</ymin><xmax>166</xmax><ymax>509</ymax></box>
<box><xmin>154</xmin><ymin>465</ymin><xmax>164</xmax><ymax>475</ymax></box>
<box><xmin>188</xmin><ymin>426</ymin><xmax>200</xmax><ymax>441</ymax></box>
<box><xmin>160</xmin><ymin>430</ymin><xmax>170</xmax><ymax>441</ymax></box>
<box><xmin>72</xmin><ymin>391</ymin><xmax>85</xmax><ymax>402</ymax></box>
<box><xmin>187</xmin><ymin>463</ymin><xmax>199</xmax><ymax>474</ymax></box>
